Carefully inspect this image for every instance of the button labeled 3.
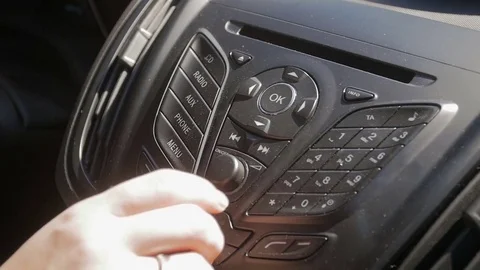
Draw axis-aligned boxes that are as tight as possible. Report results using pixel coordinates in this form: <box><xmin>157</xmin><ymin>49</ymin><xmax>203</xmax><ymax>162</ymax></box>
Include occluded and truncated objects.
<box><xmin>380</xmin><ymin>125</ymin><xmax>425</xmax><ymax>147</ymax></box>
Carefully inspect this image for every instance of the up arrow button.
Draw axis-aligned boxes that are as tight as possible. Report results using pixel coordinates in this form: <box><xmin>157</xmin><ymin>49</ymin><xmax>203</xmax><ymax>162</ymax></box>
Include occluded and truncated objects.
<box><xmin>283</xmin><ymin>67</ymin><xmax>306</xmax><ymax>83</ymax></box>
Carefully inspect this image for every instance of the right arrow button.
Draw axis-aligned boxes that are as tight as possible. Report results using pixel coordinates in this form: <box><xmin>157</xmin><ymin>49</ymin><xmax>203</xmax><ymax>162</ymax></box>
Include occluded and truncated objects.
<box><xmin>294</xmin><ymin>98</ymin><xmax>317</xmax><ymax>120</ymax></box>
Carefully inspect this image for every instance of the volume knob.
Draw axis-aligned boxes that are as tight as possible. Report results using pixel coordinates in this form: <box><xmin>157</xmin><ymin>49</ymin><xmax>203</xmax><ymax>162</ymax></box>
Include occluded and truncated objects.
<box><xmin>206</xmin><ymin>151</ymin><xmax>246</xmax><ymax>192</ymax></box>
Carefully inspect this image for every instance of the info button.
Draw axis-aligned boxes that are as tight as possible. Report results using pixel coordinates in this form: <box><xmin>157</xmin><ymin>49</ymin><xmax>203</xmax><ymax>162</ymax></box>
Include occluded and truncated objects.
<box><xmin>259</xmin><ymin>83</ymin><xmax>296</xmax><ymax>114</ymax></box>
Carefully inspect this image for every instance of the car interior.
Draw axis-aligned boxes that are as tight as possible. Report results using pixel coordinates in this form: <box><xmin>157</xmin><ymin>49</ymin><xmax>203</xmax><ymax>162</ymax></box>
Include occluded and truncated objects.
<box><xmin>3</xmin><ymin>0</ymin><xmax>480</xmax><ymax>269</ymax></box>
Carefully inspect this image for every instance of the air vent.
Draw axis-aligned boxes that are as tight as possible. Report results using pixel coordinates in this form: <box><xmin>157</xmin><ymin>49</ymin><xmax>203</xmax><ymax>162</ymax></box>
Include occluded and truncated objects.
<box><xmin>79</xmin><ymin>0</ymin><xmax>176</xmax><ymax>184</ymax></box>
<box><xmin>417</xmin><ymin>219</ymin><xmax>480</xmax><ymax>269</ymax></box>
<box><xmin>395</xmin><ymin>169</ymin><xmax>480</xmax><ymax>270</ymax></box>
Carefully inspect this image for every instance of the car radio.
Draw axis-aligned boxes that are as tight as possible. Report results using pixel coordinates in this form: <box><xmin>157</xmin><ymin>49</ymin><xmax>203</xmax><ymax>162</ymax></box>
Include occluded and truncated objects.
<box><xmin>56</xmin><ymin>0</ymin><xmax>480</xmax><ymax>269</ymax></box>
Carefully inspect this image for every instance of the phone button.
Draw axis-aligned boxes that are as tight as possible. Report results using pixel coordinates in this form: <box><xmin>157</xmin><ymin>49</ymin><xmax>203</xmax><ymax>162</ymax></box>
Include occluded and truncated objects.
<box><xmin>383</xmin><ymin>105</ymin><xmax>439</xmax><ymax>127</ymax></box>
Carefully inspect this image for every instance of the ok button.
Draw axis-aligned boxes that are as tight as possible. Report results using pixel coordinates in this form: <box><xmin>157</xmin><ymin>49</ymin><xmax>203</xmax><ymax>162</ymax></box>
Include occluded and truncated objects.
<box><xmin>259</xmin><ymin>83</ymin><xmax>296</xmax><ymax>114</ymax></box>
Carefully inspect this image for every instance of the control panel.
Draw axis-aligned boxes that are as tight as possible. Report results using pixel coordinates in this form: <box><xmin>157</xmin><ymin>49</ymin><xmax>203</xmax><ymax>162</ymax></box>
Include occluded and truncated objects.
<box><xmin>58</xmin><ymin>2</ymin><xmax>480</xmax><ymax>268</ymax></box>
<box><xmin>148</xmin><ymin>32</ymin><xmax>442</xmax><ymax>265</ymax></box>
<box><xmin>153</xmin><ymin>34</ymin><xmax>225</xmax><ymax>172</ymax></box>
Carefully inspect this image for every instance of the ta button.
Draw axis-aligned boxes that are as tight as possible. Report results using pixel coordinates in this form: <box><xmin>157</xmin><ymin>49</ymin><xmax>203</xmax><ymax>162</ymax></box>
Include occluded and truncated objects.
<box><xmin>259</xmin><ymin>83</ymin><xmax>296</xmax><ymax>114</ymax></box>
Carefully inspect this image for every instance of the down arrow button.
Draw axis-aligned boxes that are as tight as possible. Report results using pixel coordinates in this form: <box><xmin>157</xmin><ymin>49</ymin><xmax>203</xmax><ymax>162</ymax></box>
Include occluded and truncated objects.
<box><xmin>247</xmin><ymin>115</ymin><xmax>271</xmax><ymax>135</ymax></box>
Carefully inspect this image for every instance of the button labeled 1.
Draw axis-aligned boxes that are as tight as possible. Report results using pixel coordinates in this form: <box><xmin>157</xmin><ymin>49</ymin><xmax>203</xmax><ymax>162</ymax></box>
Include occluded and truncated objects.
<box><xmin>315</xmin><ymin>128</ymin><xmax>360</xmax><ymax>148</ymax></box>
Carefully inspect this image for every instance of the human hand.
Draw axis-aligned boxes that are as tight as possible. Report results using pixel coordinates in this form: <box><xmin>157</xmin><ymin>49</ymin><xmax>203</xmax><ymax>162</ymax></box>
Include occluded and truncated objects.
<box><xmin>1</xmin><ymin>169</ymin><xmax>229</xmax><ymax>270</ymax></box>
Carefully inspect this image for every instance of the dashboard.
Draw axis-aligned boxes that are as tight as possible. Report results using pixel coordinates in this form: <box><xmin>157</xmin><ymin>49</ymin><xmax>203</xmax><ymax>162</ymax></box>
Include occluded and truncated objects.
<box><xmin>56</xmin><ymin>0</ymin><xmax>480</xmax><ymax>269</ymax></box>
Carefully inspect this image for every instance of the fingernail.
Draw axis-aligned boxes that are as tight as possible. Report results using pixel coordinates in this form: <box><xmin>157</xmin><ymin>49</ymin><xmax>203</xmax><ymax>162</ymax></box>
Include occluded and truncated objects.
<box><xmin>217</xmin><ymin>192</ymin><xmax>229</xmax><ymax>210</ymax></box>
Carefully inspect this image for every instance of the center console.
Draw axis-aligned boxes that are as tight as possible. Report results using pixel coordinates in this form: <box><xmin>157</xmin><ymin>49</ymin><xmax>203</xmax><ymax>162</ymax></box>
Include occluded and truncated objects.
<box><xmin>56</xmin><ymin>0</ymin><xmax>480</xmax><ymax>269</ymax></box>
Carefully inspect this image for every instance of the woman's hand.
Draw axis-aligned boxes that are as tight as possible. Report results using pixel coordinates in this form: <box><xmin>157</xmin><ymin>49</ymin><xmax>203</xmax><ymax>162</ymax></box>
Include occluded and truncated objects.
<box><xmin>1</xmin><ymin>169</ymin><xmax>229</xmax><ymax>270</ymax></box>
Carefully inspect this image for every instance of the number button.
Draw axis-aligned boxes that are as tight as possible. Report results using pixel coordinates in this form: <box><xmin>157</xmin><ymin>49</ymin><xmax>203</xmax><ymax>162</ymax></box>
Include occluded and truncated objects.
<box><xmin>277</xmin><ymin>194</ymin><xmax>321</xmax><ymax>215</ymax></box>
<box><xmin>380</xmin><ymin>125</ymin><xmax>425</xmax><ymax>148</ymax></box>
<box><xmin>300</xmin><ymin>171</ymin><xmax>348</xmax><ymax>193</ymax></box>
<box><xmin>345</xmin><ymin>128</ymin><xmax>394</xmax><ymax>148</ymax></box>
<box><xmin>332</xmin><ymin>171</ymin><xmax>372</xmax><ymax>193</ymax></box>
<box><xmin>292</xmin><ymin>149</ymin><xmax>338</xmax><ymax>170</ymax></box>
<box><xmin>322</xmin><ymin>149</ymin><xmax>371</xmax><ymax>170</ymax></box>
<box><xmin>314</xmin><ymin>128</ymin><xmax>361</xmax><ymax>148</ymax></box>
<box><xmin>270</xmin><ymin>171</ymin><xmax>315</xmax><ymax>193</ymax></box>
<box><xmin>355</xmin><ymin>147</ymin><xmax>402</xmax><ymax>170</ymax></box>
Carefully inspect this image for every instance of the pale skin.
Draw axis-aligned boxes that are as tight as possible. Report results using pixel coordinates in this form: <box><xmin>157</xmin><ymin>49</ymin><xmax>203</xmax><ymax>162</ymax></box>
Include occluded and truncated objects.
<box><xmin>0</xmin><ymin>169</ymin><xmax>229</xmax><ymax>270</ymax></box>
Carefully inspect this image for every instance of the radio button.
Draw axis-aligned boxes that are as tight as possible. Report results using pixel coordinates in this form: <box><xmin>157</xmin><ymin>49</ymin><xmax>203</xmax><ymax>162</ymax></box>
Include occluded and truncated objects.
<box><xmin>180</xmin><ymin>49</ymin><xmax>219</xmax><ymax>107</ymax></box>
<box><xmin>190</xmin><ymin>35</ymin><xmax>225</xmax><ymax>84</ymax></box>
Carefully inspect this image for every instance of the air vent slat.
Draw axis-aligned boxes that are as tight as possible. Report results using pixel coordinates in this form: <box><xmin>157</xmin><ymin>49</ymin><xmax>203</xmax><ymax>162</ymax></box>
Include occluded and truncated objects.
<box><xmin>79</xmin><ymin>0</ymin><xmax>176</xmax><ymax>185</ymax></box>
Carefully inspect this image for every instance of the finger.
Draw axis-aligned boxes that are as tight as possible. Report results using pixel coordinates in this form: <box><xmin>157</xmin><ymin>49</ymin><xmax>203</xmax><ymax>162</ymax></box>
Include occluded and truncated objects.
<box><xmin>104</xmin><ymin>169</ymin><xmax>229</xmax><ymax>216</ymax></box>
<box><xmin>123</xmin><ymin>204</ymin><xmax>224</xmax><ymax>263</ymax></box>
<box><xmin>157</xmin><ymin>252</ymin><xmax>214</xmax><ymax>270</ymax></box>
